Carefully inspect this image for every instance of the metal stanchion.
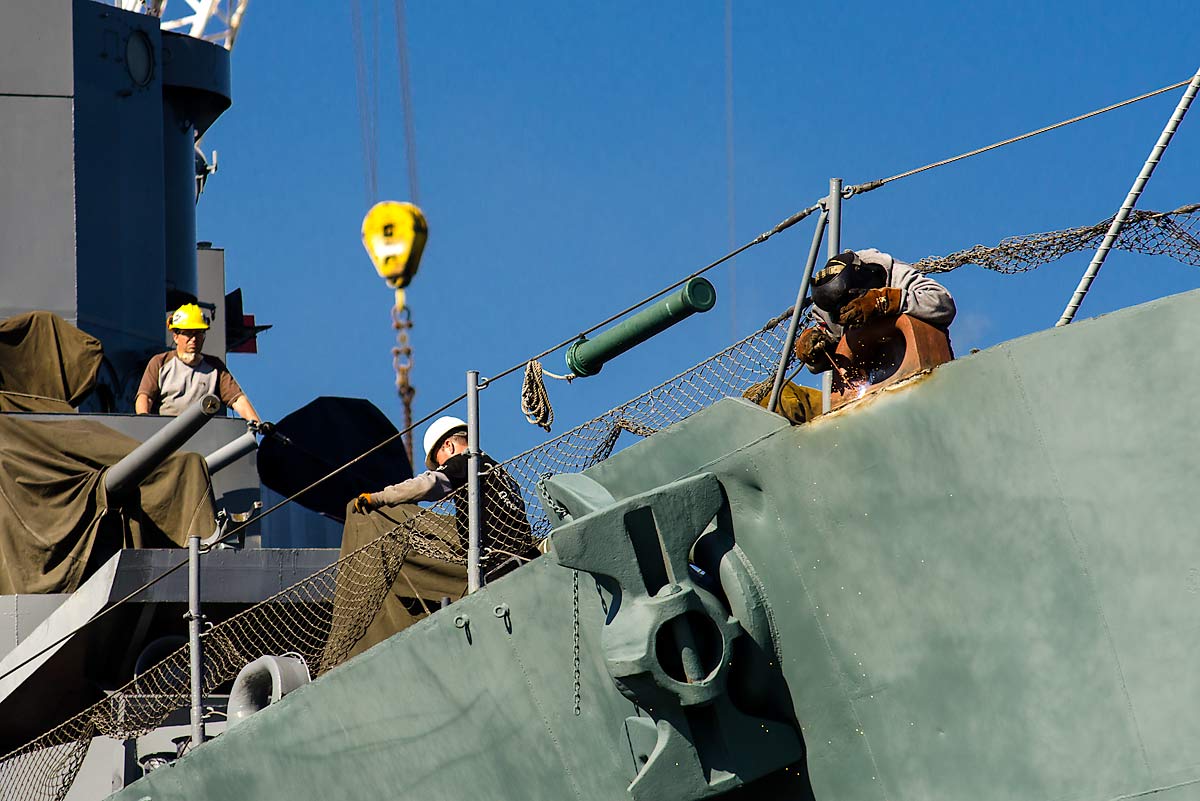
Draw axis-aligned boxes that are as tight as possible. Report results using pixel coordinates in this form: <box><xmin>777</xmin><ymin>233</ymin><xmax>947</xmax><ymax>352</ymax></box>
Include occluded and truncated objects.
<box><xmin>186</xmin><ymin>533</ymin><xmax>205</xmax><ymax>747</ymax></box>
<box><xmin>821</xmin><ymin>178</ymin><xmax>843</xmax><ymax>414</ymax></box>
<box><xmin>767</xmin><ymin>208</ymin><xmax>828</xmax><ymax>413</ymax></box>
<box><xmin>466</xmin><ymin>370</ymin><xmax>482</xmax><ymax>594</ymax></box>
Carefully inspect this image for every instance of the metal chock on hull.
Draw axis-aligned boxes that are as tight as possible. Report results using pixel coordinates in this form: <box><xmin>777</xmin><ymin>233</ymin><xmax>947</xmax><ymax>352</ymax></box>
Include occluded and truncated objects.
<box><xmin>547</xmin><ymin>471</ymin><xmax>802</xmax><ymax>801</ymax></box>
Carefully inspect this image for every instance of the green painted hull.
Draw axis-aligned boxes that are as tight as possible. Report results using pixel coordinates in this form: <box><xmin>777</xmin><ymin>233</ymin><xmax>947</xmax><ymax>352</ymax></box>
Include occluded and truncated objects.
<box><xmin>113</xmin><ymin>288</ymin><xmax>1200</xmax><ymax>801</ymax></box>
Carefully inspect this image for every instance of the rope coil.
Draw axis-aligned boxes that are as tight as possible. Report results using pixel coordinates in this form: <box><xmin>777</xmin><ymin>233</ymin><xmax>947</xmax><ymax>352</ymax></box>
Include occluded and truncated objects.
<box><xmin>520</xmin><ymin>360</ymin><xmax>574</xmax><ymax>432</ymax></box>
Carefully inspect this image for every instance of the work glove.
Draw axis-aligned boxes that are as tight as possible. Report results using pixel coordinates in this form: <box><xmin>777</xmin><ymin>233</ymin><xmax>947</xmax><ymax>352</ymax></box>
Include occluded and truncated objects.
<box><xmin>353</xmin><ymin>492</ymin><xmax>379</xmax><ymax>514</ymax></box>
<box><xmin>794</xmin><ymin>326</ymin><xmax>836</xmax><ymax>373</ymax></box>
<box><xmin>838</xmin><ymin>287</ymin><xmax>903</xmax><ymax>327</ymax></box>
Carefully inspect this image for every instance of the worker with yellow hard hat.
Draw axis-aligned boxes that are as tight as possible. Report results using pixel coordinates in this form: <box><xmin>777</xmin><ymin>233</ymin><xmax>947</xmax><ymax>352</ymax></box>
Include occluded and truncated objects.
<box><xmin>135</xmin><ymin>303</ymin><xmax>262</xmax><ymax>422</ymax></box>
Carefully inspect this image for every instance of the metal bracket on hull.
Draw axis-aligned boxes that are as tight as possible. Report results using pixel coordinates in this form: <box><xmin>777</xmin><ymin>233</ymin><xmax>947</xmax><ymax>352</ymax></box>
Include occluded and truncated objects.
<box><xmin>547</xmin><ymin>472</ymin><xmax>802</xmax><ymax>801</ymax></box>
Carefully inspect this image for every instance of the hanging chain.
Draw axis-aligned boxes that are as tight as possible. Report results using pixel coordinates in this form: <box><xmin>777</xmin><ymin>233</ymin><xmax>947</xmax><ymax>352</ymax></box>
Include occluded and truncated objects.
<box><xmin>572</xmin><ymin>569</ymin><xmax>581</xmax><ymax>716</ymax></box>
<box><xmin>392</xmin><ymin>305</ymin><xmax>415</xmax><ymax>465</ymax></box>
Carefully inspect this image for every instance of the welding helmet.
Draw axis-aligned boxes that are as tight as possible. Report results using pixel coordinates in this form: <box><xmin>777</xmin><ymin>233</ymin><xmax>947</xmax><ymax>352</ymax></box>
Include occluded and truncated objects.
<box><xmin>168</xmin><ymin>303</ymin><xmax>210</xmax><ymax>331</ymax></box>
<box><xmin>423</xmin><ymin>416</ymin><xmax>468</xmax><ymax>470</ymax></box>
<box><xmin>811</xmin><ymin>251</ymin><xmax>886</xmax><ymax>316</ymax></box>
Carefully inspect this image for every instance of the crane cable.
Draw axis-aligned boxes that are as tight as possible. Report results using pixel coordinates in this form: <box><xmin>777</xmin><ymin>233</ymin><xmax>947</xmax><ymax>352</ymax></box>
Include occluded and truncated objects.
<box><xmin>393</xmin><ymin>0</ymin><xmax>420</xmax><ymax>204</ymax></box>
<box><xmin>390</xmin><ymin>0</ymin><xmax>420</xmax><ymax>461</ymax></box>
<box><xmin>724</xmin><ymin>0</ymin><xmax>737</xmax><ymax>341</ymax></box>
<box><xmin>349</xmin><ymin>0</ymin><xmax>380</xmax><ymax>204</ymax></box>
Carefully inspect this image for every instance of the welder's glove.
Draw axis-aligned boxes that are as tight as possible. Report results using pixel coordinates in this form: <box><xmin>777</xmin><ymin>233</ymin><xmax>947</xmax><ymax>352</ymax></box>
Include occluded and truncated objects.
<box><xmin>794</xmin><ymin>326</ymin><xmax>836</xmax><ymax>373</ymax></box>
<box><xmin>838</xmin><ymin>287</ymin><xmax>903</xmax><ymax>327</ymax></box>
<box><xmin>353</xmin><ymin>492</ymin><xmax>379</xmax><ymax>514</ymax></box>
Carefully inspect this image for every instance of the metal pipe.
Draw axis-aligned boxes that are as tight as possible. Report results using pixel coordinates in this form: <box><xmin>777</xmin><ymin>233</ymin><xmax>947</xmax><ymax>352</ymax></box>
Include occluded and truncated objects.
<box><xmin>565</xmin><ymin>277</ymin><xmax>717</xmax><ymax>377</ymax></box>
<box><xmin>187</xmin><ymin>533</ymin><xmax>205</xmax><ymax>747</ymax></box>
<box><xmin>767</xmin><ymin>209</ymin><xmax>828</xmax><ymax>412</ymax></box>
<box><xmin>822</xmin><ymin>179</ymin><xmax>843</xmax><ymax>414</ymax></box>
<box><xmin>104</xmin><ymin>395</ymin><xmax>221</xmax><ymax>497</ymax></box>
<box><xmin>466</xmin><ymin>371</ymin><xmax>482</xmax><ymax>594</ymax></box>
<box><xmin>204</xmin><ymin>427</ymin><xmax>259</xmax><ymax>474</ymax></box>
<box><xmin>1057</xmin><ymin>66</ymin><xmax>1200</xmax><ymax>326</ymax></box>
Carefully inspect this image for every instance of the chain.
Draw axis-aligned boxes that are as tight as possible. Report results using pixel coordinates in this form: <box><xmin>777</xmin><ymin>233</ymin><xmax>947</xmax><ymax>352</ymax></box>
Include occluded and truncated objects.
<box><xmin>392</xmin><ymin>305</ymin><xmax>415</xmax><ymax>465</ymax></box>
<box><xmin>572</xmin><ymin>569</ymin><xmax>581</xmax><ymax>716</ymax></box>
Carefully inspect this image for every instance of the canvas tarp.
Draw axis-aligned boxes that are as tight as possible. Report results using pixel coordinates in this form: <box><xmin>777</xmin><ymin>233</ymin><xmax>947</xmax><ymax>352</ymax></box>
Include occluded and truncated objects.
<box><xmin>0</xmin><ymin>416</ymin><xmax>216</xmax><ymax>595</ymax></box>
<box><xmin>0</xmin><ymin>311</ymin><xmax>103</xmax><ymax>412</ymax></box>
<box><xmin>327</xmin><ymin>502</ymin><xmax>467</xmax><ymax>666</ymax></box>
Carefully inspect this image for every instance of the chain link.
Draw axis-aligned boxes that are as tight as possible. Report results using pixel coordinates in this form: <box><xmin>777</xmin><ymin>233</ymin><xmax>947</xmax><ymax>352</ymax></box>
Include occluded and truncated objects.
<box><xmin>391</xmin><ymin>305</ymin><xmax>415</xmax><ymax>465</ymax></box>
<box><xmin>572</xmin><ymin>569</ymin><xmax>581</xmax><ymax>716</ymax></box>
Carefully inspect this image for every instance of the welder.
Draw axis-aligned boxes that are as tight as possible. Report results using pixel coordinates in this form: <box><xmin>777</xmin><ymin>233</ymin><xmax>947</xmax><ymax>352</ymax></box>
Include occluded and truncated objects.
<box><xmin>795</xmin><ymin>249</ymin><xmax>956</xmax><ymax>372</ymax></box>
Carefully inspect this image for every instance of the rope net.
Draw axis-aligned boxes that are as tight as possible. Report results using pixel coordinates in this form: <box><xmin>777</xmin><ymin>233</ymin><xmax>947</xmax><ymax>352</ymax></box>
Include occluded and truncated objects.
<box><xmin>3</xmin><ymin>202</ymin><xmax>1199</xmax><ymax>801</ymax></box>
<box><xmin>913</xmin><ymin>203</ymin><xmax>1200</xmax><ymax>274</ymax></box>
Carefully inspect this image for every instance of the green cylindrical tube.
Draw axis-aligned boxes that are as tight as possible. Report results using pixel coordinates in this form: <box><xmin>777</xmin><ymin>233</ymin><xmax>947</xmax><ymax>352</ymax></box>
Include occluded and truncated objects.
<box><xmin>566</xmin><ymin>277</ymin><xmax>717</xmax><ymax>377</ymax></box>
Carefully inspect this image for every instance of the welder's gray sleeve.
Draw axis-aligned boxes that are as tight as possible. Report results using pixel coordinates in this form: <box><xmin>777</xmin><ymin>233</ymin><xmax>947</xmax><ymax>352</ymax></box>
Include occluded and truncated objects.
<box><xmin>810</xmin><ymin>306</ymin><xmax>842</xmax><ymax>339</ymax></box>
<box><xmin>807</xmin><ymin>249</ymin><xmax>955</xmax><ymax>338</ymax></box>
<box><xmin>374</xmin><ymin>470</ymin><xmax>454</xmax><ymax>506</ymax></box>
<box><xmin>884</xmin><ymin>257</ymin><xmax>957</xmax><ymax>328</ymax></box>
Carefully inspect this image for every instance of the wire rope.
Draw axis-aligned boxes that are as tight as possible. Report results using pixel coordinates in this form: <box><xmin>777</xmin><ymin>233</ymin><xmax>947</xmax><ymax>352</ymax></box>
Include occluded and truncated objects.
<box><xmin>844</xmin><ymin>78</ymin><xmax>1193</xmax><ymax>197</ymax></box>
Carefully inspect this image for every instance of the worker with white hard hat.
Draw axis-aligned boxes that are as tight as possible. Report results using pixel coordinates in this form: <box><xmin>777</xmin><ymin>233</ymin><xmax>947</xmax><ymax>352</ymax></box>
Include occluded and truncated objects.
<box><xmin>354</xmin><ymin>416</ymin><xmax>535</xmax><ymax>567</ymax></box>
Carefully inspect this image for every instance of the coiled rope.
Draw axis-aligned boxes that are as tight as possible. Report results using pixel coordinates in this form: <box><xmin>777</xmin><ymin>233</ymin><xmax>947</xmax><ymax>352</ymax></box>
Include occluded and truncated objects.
<box><xmin>521</xmin><ymin>360</ymin><xmax>574</xmax><ymax>432</ymax></box>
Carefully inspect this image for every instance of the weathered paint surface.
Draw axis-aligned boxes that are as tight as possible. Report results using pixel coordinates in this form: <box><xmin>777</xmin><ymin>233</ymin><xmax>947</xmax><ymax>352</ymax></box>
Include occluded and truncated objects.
<box><xmin>113</xmin><ymin>288</ymin><xmax>1200</xmax><ymax>800</ymax></box>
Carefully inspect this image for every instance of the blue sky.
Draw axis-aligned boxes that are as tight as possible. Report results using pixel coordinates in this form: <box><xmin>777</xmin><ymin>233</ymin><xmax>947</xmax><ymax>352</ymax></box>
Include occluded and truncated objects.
<box><xmin>197</xmin><ymin>2</ymin><xmax>1199</xmax><ymax>462</ymax></box>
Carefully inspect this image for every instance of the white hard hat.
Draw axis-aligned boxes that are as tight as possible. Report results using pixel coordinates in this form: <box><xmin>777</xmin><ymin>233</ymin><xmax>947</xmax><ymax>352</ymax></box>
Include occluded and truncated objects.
<box><xmin>422</xmin><ymin>416</ymin><xmax>467</xmax><ymax>470</ymax></box>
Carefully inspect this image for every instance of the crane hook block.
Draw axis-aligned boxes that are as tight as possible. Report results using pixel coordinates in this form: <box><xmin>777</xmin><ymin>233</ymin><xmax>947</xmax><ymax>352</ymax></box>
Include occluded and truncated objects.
<box><xmin>362</xmin><ymin>201</ymin><xmax>428</xmax><ymax>292</ymax></box>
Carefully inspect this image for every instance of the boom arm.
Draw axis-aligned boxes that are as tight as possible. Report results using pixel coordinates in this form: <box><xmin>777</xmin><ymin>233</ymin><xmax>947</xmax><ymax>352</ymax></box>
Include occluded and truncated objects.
<box><xmin>113</xmin><ymin>0</ymin><xmax>249</xmax><ymax>51</ymax></box>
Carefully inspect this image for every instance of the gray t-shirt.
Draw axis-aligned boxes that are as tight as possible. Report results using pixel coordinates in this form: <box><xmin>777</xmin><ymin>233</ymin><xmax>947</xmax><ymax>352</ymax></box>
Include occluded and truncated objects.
<box><xmin>136</xmin><ymin>351</ymin><xmax>244</xmax><ymax>415</ymax></box>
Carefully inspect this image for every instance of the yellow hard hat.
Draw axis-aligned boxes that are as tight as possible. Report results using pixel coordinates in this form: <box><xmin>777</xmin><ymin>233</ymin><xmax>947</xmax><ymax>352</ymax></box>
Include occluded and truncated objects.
<box><xmin>168</xmin><ymin>303</ymin><xmax>210</xmax><ymax>331</ymax></box>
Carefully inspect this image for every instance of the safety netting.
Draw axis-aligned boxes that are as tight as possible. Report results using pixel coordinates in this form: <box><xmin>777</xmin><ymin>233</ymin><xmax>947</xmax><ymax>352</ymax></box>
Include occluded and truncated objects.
<box><xmin>2</xmin><ymin>202</ymin><xmax>1199</xmax><ymax>801</ymax></box>
<box><xmin>913</xmin><ymin>203</ymin><xmax>1200</xmax><ymax>274</ymax></box>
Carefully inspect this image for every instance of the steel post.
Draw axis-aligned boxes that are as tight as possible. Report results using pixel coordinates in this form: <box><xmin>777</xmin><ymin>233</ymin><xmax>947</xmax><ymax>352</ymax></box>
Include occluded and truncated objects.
<box><xmin>1057</xmin><ymin>67</ymin><xmax>1200</xmax><ymax>326</ymax></box>
<box><xmin>187</xmin><ymin>533</ymin><xmax>205</xmax><ymax>748</ymax></box>
<box><xmin>822</xmin><ymin>178</ymin><xmax>843</xmax><ymax>413</ymax></box>
<box><xmin>466</xmin><ymin>371</ymin><xmax>482</xmax><ymax>594</ymax></box>
<box><xmin>767</xmin><ymin>209</ymin><xmax>828</xmax><ymax>412</ymax></box>
<box><xmin>104</xmin><ymin>395</ymin><xmax>221</xmax><ymax>497</ymax></box>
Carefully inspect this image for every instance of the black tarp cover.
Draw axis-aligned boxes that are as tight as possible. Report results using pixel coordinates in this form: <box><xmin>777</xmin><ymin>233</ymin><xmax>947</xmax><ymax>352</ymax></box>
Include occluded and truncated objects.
<box><xmin>0</xmin><ymin>416</ymin><xmax>216</xmax><ymax>594</ymax></box>
<box><xmin>257</xmin><ymin>397</ymin><xmax>413</xmax><ymax>522</ymax></box>
<box><xmin>0</xmin><ymin>311</ymin><xmax>102</xmax><ymax>412</ymax></box>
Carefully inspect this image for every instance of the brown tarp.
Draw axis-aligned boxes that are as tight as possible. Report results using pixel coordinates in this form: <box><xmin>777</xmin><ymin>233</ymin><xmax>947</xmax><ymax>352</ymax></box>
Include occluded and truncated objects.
<box><xmin>327</xmin><ymin>502</ymin><xmax>467</xmax><ymax>666</ymax></box>
<box><xmin>743</xmin><ymin>379</ymin><xmax>823</xmax><ymax>425</ymax></box>
<box><xmin>0</xmin><ymin>311</ymin><xmax>103</xmax><ymax>412</ymax></box>
<box><xmin>0</xmin><ymin>416</ymin><xmax>216</xmax><ymax>595</ymax></box>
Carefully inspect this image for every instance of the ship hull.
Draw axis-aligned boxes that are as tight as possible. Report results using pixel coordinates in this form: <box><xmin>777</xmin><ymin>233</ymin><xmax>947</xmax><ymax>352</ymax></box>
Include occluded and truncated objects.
<box><xmin>113</xmin><ymin>287</ymin><xmax>1200</xmax><ymax>801</ymax></box>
